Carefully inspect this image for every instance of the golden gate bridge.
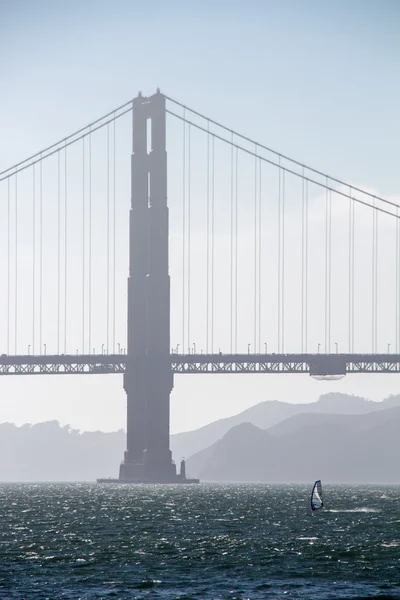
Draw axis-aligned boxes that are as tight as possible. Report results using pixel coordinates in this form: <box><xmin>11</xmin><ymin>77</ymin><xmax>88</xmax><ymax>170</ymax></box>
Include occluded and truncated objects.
<box><xmin>0</xmin><ymin>89</ymin><xmax>399</xmax><ymax>482</ymax></box>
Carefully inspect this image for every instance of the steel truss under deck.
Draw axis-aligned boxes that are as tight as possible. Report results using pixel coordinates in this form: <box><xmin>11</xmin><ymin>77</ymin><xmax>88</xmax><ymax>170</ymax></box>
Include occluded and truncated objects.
<box><xmin>0</xmin><ymin>354</ymin><xmax>400</xmax><ymax>376</ymax></box>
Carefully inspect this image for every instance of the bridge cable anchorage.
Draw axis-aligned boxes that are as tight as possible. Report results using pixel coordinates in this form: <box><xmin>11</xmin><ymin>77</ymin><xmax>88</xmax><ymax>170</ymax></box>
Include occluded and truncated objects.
<box><xmin>165</xmin><ymin>96</ymin><xmax>399</xmax><ymax>212</ymax></box>
<box><xmin>0</xmin><ymin>101</ymin><xmax>134</xmax><ymax>178</ymax></box>
<box><xmin>0</xmin><ymin>108</ymin><xmax>132</xmax><ymax>184</ymax></box>
<box><xmin>182</xmin><ymin>108</ymin><xmax>186</xmax><ymax>353</ymax></box>
<box><xmin>166</xmin><ymin>110</ymin><xmax>400</xmax><ymax>220</ymax></box>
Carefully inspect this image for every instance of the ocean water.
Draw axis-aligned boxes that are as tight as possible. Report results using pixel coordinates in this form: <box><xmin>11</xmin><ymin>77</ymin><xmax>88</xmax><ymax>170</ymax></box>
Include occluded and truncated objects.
<box><xmin>0</xmin><ymin>483</ymin><xmax>399</xmax><ymax>599</ymax></box>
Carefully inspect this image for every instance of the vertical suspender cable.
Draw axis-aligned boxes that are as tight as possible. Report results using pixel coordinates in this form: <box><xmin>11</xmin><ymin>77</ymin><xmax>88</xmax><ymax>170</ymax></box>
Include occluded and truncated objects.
<box><xmin>376</xmin><ymin>203</ymin><xmax>379</xmax><ymax>353</ymax></box>
<box><xmin>32</xmin><ymin>165</ymin><xmax>36</xmax><ymax>354</ymax></box>
<box><xmin>64</xmin><ymin>144</ymin><xmax>68</xmax><ymax>354</ymax></box>
<box><xmin>325</xmin><ymin>182</ymin><xmax>328</xmax><ymax>353</ymax></box>
<box><xmin>374</xmin><ymin>199</ymin><xmax>378</xmax><ymax>352</ymax></box>
<box><xmin>113</xmin><ymin>118</ymin><xmax>116</xmax><ymax>354</ymax></box>
<box><xmin>182</xmin><ymin>109</ymin><xmax>186</xmax><ymax>353</ymax></box>
<box><xmin>328</xmin><ymin>189</ymin><xmax>332</xmax><ymax>353</ymax></box>
<box><xmin>14</xmin><ymin>172</ymin><xmax>18</xmax><ymax>354</ymax></box>
<box><xmin>258</xmin><ymin>158</ymin><xmax>262</xmax><ymax>355</ymax></box>
<box><xmin>230</xmin><ymin>135</ymin><xmax>234</xmax><ymax>353</ymax></box>
<box><xmin>106</xmin><ymin>124</ymin><xmax>110</xmax><ymax>353</ymax></box>
<box><xmin>7</xmin><ymin>178</ymin><xmax>10</xmax><ymax>354</ymax></box>
<box><xmin>39</xmin><ymin>157</ymin><xmax>43</xmax><ymax>354</ymax></box>
<box><xmin>14</xmin><ymin>173</ymin><xmax>18</xmax><ymax>354</ymax></box>
<box><xmin>351</xmin><ymin>193</ymin><xmax>355</xmax><ymax>352</ymax></box>
<box><xmin>88</xmin><ymin>129</ymin><xmax>92</xmax><ymax>353</ymax></box>
<box><xmin>305</xmin><ymin>179</ymin><xmax>309</xmax><ymax>353</ymax></box>
<box><xmin>57</xmin><ymin>152</ymin><xmax>61</xmax><ymax>353</ymax></box>
<box><xmin>211</xmin><ymin>136</ymin><xmax>215</xmax><ymax>353</ymax></box>
<box><xmin>301</xmin><ymin>173</ymin><xmax>305</xmax><ymax>352</ymax></box>
<box><xmin>397</xmin><ymin>205</ymin><xmax>399</xmax><ymax>353</ymax></box>
<box><xmin>206</xmin><ymin>121</ymin><xmax>210</xmax><ymax>354</ymax></box>
<box><xmin>235</xmin><ymin>148</ymin><xmax>238</xmax><ymax>353</ymax></box>
<box><xmin>277</xmin><ymin>166</ymin><xmax>281</xmax><ymax>353</ymax></box>
<box><xmin>372</xmin><ymin>200</ymin><xmax>375</xmax><ymax>352</ymax></box>
<box><xmin>254</xmin><ymin>146</ymin><xmax>258</xmax><ymax>353</ymax></box>
<box><xmin>282</xmin><ymin>170</ymin><xmax>285</xmax><ymax>353</ymax></box>
<box><xmin>348</xmin><ymin>188</ymin><xmax>353</xmax><ymax>353</ymax></box>
<box><xmin>188</xmin><ymin>124</ymin><xmax>191</xmax><ymax>353</ymax></box>
<box><xmin>277</xmin><ymin>162</ymin><xmax>281</xmax><ymax>353</ymax></box>
<box><xmin>82</xmin><ymin>138</ymin><xmax>85</xmax><ymax>354</ymax></box>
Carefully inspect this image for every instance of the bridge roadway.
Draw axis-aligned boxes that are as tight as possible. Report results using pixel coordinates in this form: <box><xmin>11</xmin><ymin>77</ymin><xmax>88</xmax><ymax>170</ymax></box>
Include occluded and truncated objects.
<box><xmin>0</xmin><ymin>353</ymin><xmax>400</xmax><ymax>376</ymax></box>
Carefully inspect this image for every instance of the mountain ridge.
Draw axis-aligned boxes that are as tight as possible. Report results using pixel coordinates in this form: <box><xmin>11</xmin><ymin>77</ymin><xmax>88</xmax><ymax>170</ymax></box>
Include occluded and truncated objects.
<box><xmin>186</xmin><ymin>405</ymin><xmax>400</xmax><ymax>483</ymax></box>
<box><xmin>171</xmin><ymin>393</ymin><xmax>400</xmax><ymax>462</ymax></box>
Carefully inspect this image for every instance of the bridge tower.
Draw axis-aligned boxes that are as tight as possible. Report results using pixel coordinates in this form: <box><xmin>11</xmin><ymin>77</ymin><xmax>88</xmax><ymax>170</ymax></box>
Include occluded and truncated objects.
<box><xmin>118</xmin><ymin>90</ymin><xmax>177</xmax><ymax>482</ymax></box>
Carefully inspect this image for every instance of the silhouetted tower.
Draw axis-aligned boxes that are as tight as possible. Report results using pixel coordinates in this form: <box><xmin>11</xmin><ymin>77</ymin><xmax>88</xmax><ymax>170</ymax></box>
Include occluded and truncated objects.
<box><xmin>119</xmin><ymin>90</ymin><xmax>176</xmax><ymax>482</ymax></box>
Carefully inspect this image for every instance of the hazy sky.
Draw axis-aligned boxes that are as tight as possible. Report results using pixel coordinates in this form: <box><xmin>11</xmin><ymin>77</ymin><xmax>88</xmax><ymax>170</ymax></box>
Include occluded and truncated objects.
<box><xmin>1</xmin><ymin>0</ymin><xmax>400</xmax><ymax>435</ymax></box>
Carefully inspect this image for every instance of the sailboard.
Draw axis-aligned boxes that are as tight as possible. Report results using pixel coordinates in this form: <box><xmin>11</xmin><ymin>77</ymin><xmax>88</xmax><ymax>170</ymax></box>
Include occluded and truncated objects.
<box><xmin>310</xmin><ymin>479</ymin><xmax>324</xmax><ymax>511</ymax></box>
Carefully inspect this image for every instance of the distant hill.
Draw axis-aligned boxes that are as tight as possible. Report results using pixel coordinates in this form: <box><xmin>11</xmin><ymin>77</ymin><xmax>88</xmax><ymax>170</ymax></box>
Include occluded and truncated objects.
<box><xmin>186</xmin><ymin>405</ymin><xmax>400</xmax><ymax>483</ymax></box>
<box><xmin>171</xmin><ymin>393</ymin><xmax>400</xmax><ymax>463</ymax></box>
<box><xmin>1</xmin><ymin>393</ymin><xmax>400</xmax><ymax>482</ymax></box>
<box><xmin>0</xmin><ymin>421</ymin><xmax>125</xmax><ymax>482</ymax></box>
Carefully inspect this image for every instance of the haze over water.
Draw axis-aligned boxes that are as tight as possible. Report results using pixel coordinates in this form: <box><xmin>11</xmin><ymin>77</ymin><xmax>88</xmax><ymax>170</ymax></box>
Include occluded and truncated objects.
<box><xmin>1</xmin><ymin>483</ymin><xmax>399</xmax><ymax>599</ymax></box>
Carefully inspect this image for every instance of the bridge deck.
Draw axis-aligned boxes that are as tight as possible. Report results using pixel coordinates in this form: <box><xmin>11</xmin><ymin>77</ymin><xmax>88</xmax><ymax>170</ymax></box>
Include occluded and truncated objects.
<box><xmin>0</xmin><ymin>354</ymin><xmax>399</xmax><ymax>375</ymax></box>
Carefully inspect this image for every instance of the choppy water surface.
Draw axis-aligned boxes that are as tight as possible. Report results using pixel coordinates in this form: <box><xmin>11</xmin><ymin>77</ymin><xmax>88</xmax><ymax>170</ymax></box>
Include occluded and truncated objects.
<box><xmin>0</xmin><ymin>483</ymin><xmax>399</xmax><ymax>599</ymax></box>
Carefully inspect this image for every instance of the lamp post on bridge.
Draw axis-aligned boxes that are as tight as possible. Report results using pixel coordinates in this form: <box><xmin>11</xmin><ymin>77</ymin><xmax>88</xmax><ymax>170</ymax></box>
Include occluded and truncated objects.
<box><xmin>248</xmin><ymin>343</ymin><xmax>251</xmax><ymax>354</ymax></box>
<box><xmin>317</xmin><ymin>343</ymin><xmax>321</xmax><ymax>354</ymax></box>
<box><xmin>28</xmin><ymin>345</ymin><xmax>31</xmax><ymax>356</ymax></box>
<box><xmin>388</xmin><ymin>343</ymin><xmax>391</xmax><ymax>354</ymax></box>
<box><xmin>335</xmin><ymin>342</ymin><xmax>338</xmax><ymax>354</ymax></box>
<box><xmin>264</xmin><ymin>342</ymin><xmax>268</xmax><ymax>354</ymax></box>
<box><xmin>192</xmin><ymin>343</ymin><xmax>196</xmax><ymax>354</ymax></box>
<box><xmin>118</xmin><ymin>343</ymin><xmax>121</xmax><ymax>354</ymax></box>
<box><xmin>101</xmin><ymin>344</ymin><xmax>104</xmax><ymax>355</ymax></box>
<box><xmin>43</xmin><ymin>344</ymin><xmax>46</xmax><ymax>355</ymax></box>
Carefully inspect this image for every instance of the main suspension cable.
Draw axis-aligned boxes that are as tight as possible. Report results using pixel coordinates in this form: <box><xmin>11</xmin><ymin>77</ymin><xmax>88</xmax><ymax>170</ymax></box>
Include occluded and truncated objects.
<box><xmin>166</xmin><ymin>110</ymin><xmax>399</xmax><ymax>220</ymax></box>
<box><xmin>0</xmin><ymin>101</ymin><xmax>134</xmax><ymax>177</ymax></box>
<box><xmin>165</xmin><ymin>96</ymin><xmax>398</xmax><ymax>212</ymax></box>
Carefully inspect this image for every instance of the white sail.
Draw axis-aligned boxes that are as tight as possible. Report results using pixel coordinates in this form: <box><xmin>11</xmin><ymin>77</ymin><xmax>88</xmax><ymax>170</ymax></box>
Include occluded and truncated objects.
<box><xmin>311</xmin><ymin>479</ymin><xmax>323</xmax><ymax>511</ymax></box>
